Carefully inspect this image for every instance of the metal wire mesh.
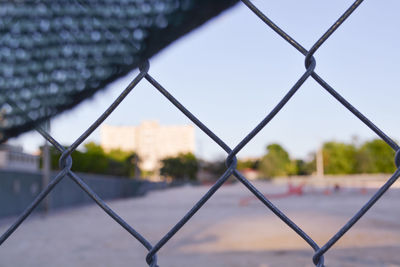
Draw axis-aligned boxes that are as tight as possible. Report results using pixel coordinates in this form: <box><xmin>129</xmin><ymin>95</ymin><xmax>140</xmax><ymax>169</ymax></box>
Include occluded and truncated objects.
<box><xmin>0</xmin><ymin>0</ymin><xmax>237</xmax><ymax>142</ymax></box>
<box><xmin>1</xmin><ymin>0</ymin><xmax>400</xmax><ymax>266</ymax></box>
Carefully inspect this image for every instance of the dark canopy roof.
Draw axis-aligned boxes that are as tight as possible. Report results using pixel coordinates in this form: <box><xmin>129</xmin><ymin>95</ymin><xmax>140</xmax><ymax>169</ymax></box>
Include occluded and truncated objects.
<box><xmin>0</xmin><ymin>0</ymin><xmax>237</xmax><ymax>142</ymax></box>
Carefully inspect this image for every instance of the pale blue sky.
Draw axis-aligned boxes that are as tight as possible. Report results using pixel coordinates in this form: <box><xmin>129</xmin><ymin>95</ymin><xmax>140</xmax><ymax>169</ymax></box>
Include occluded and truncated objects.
<box><xmin>11</xmin><ymin>0</ymin><xmax>400</xmax><ymax>161</ymax></box>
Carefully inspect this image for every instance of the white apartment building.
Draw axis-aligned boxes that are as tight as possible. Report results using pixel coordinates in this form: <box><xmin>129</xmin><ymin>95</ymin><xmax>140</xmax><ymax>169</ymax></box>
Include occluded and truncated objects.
<box><xmin>100</xmin><ymin>121</ymin><xmax>195</xmax><ymax>172</ymax></box>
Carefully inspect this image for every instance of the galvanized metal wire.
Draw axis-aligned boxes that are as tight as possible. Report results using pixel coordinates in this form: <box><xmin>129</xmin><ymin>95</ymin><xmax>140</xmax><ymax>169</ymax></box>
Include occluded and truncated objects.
<box><xmin>0</xmin><ymin>0</ymin><xmax>238</xmax><ymax>142</ymax></box>
<box><xmin>1</xmin><ymin>0</ymin><xmax>399</xmax><ymax>266</ymax></box>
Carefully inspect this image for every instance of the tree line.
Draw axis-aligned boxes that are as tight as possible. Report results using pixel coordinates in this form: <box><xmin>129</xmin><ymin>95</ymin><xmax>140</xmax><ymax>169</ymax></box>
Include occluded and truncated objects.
<box><xmin>41</xmin><ymin>142</ymin><xmax>139</xmax><ymax>178</ymax></box>
<box><xmin>41</xmin><ymin>138</ymin><xmax>397</xmax><ymax>180</ymax></box>
<box><xmin>256</xmin><ymin>138</ymin><xmax>396</xmax><ymax>178</ymax></box>
<box><xmin>160</xmin><ymin>138</ymin><xmax>397</xmax><ymax>180</ymax></box>
<box><xmin>321</xmin><ymin>139</ymin><xmax>396</xmax><ymax>175</ymax></box>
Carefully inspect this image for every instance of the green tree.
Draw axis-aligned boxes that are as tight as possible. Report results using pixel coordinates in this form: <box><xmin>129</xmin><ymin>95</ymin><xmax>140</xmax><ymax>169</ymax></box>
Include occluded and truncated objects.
<box><xmin>322</xmin><ymin>141</ymin><xmax>357</xmax><ymax>174</ymax></box>
<box><xmin>201</xmin><ymin>159</ymin><xmax>226</xmax><ymax>178</ymax></box>
<box><xmin>107</xmin><ymin>148</ymin><xmax>134</xmax><ymax>162</ymax></box>
<box><xmin>160</xmin><ymin>153</ymin><xmax>198</xmax><ymax>180</ymax></box>
<box><xmin>237</xmin><ymin>158</ymin><xmax>259</xmax><ymax>171</ymax></box>
<box><xmin>259</xmin><ymin>143</ymin><xmax>293</xmax><ymax>178</ymax></box>
<box><xmin>40</xmin><ymin>142</ymin><xmax>139</xmax><ymax>178</ymax></box>
<box><xmin>294</xmin><ymin>159</ymin><xmax>314</xmax><ymax>176</ymax></box>
<box><xmin>71</xmin><ymin>142</ymin><xmax>109</xmax><ymax>174</ymax></box>
<box><xmin>356</xmin><ymin>139</ymin><xmax>396</xmax><ymax>173</ymax></box>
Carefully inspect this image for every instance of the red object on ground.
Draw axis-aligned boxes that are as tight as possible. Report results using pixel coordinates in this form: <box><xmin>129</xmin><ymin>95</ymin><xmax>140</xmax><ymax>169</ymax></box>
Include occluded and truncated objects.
<box><xmin>239</xmin><ymin>182</ymin><xmax>305</xmax><ymax>206</ymax></box>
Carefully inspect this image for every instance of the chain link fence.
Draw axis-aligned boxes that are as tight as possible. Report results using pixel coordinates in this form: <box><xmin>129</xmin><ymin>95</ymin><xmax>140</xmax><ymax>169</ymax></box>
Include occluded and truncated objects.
<box><xmin>1</xmin><ymin>0</ymin><xmax>399</xmax><ymax>266</ymax></box>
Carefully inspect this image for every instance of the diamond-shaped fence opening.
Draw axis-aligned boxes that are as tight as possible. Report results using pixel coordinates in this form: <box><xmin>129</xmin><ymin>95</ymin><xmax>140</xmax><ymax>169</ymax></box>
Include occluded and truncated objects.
<box><xmin>1</xmin><ymin>0</ymin><xmax>400</xmax><ymax>266</ymax></box>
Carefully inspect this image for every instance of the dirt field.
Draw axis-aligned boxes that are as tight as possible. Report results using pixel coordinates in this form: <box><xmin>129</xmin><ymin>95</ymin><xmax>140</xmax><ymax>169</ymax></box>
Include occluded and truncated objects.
<box><xmin>1</xmin><ymin>179</ymin><xmax>400</xmax><ymax>267</ymax></box>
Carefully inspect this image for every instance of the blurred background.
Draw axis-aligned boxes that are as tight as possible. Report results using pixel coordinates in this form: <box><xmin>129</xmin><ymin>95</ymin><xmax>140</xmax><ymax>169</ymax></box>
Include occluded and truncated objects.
<box><xmin>1</xmin><ymin>0</ymin><xmax>400</xmax><ymax>266</ymax></box>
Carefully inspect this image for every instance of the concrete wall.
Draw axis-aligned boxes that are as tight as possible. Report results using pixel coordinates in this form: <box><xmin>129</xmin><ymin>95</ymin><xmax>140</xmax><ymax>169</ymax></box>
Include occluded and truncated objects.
<box><xmin>0</xmin><ymin>170</ymin><xmax>167</xmax><ymax>219</ymax></box>
<box><xmin>0</xmin><ymin>170</ymin><xmax>42</xmax><ymax>218</ymax></box>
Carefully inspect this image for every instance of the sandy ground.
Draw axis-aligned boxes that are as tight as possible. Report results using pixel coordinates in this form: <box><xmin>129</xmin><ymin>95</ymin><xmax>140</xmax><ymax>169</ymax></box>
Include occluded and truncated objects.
<box><xmin>1</xmin><ymin>180</ymin><xmax>400</xmax><ymax>267</ymax></box>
